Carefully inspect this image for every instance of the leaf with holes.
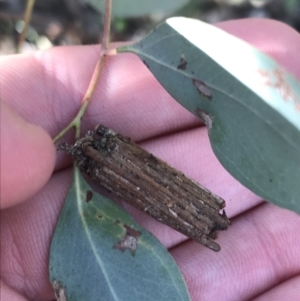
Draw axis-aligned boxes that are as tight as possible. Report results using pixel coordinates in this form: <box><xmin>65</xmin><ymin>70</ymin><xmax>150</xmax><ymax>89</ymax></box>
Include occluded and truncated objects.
<box><xmin>118</xmin><ymin>17</ymin><xmax>300</xmax><ymax>214</ymax></box>
<box><xmin>49</xmin><ymin>167</ymin><xmax>190</xmax><ymax>301</ymax></box>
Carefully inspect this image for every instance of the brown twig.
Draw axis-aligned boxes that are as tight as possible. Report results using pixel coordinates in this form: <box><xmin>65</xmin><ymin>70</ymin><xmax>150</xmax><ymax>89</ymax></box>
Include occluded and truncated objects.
<box><xmin>17</xmin><ymin>0</ymin><xmax>36</xmax><ymax>53</ymax></box>
<box><xmin>53</xmin><ymin>0</ymin><xmax>113</xmax><ymax>143</ymax></box>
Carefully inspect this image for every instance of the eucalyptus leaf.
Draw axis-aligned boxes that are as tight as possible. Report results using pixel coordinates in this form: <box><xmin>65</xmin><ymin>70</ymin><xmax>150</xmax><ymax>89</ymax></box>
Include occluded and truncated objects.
<box><xmin>88</xmin><ymin>0</ymin><xmax>189</xmax><ymax>17</ymax></box>
<box><xmin>118</xmin><ymin>17</ymin><xmax>300</xmax><ymax>214</ymax></box>
<box><xmin>49</xmin><ymin>167</ymin><xmax>190</xmax><ymax>301</ymax></box>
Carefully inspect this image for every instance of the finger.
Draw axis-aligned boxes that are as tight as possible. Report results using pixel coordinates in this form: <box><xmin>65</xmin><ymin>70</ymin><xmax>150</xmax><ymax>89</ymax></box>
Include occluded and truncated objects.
<box><xmin>0</xmin><ymin>46</ymin><xmax>199</xmax><ymax>144</ymax></box>
<box><xmin>170</xmin><ymin>204</ymin><xmax>300</xmax><ymax>301</ymax></box>
<box><xmin>0</xmin><ymin>169</ymin><xmax>71</xmax><ymax>301</ymax></box>
<box><xmin>252</xmin><ymin>275</ymin><xmax>300</xmax><ymax>301</ymax></box>
<box><xmin>0</xmin><ymin>101</ymin><xmax>56</xmax><ymax>208</ymax></box>
<box><xmin>0</xmin><ymin>281</ymin><xmax>29</xmax><ymax>301</ymax></box>
<box><xmin>0</xmin><ymin>20</ymin><xmax>299</xmax><ymax>147</ymax></box>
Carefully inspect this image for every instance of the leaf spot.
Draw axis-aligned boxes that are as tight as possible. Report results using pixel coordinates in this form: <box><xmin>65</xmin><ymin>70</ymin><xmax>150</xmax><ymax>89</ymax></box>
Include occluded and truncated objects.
<box><xmin>177</xmin><ymin>57</ymin><xmax>187</xmax><ymax>70</ymax></box>
<box><xmin>257</xmin><ymin>68</ymin><xmax>300</xmax><ymax>112</ymax></box>
<box><xmin>52</xmin><ymin>280</ymin><xmax>67</xmax><ymax>301</ymax></box>
<box><xmin>113</xmin><ymin>225</ymin><xmax>141</xmax><ymax>253</ymax></box>
<box><xmin>97</xmin><ymin>214</ymin><xmax>103</xmax><ymax>219</ymax></box>
<box><xmin>85</xmin><ymin>190</ymin><xmax>93</xmax><ymax>203</ymax></box>
<box><xmin>193</xmin><ymin>79</ymin><xmax>212</xmax><ymax>100</ymax></box>
<box><xmin>196</xmin><ymin>109</ymin><xmax>212</xmax><ymax>130</ymax></box>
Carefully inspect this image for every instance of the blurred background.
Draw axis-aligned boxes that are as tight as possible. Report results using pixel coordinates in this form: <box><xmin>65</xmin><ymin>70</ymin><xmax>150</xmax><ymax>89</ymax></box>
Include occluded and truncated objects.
<box><xmin>0</xmin><ymin>0</ymin><xmax>299</xmax><ymax>54</ymax></box>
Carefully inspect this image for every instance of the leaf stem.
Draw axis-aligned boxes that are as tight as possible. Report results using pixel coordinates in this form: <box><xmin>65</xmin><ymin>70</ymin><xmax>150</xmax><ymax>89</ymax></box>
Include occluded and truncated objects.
<box><xmin>101</xmin><ymin>0</ymin><xmax>112</xmax><ymax>53</ymax></box>
<box><xmin>18</xmin><ymin>0</ymin><xmax>35</xmax><ymax>53</ymax></box>
<box><xmin>53</xmin><ymin>0</ymin><xmax>113</xmax><ymax>143</ymax></box>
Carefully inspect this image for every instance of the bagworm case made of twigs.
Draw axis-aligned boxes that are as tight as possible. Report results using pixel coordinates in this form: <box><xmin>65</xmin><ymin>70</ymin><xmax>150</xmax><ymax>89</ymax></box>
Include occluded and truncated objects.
<box><xmin>59</xmin><ymin>125</ymin><xmax>230</xmax><ymax>251</ymax></box>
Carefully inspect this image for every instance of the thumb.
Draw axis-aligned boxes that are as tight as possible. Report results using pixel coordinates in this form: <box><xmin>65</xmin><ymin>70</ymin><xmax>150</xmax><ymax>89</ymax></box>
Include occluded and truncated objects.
<box><xmin>0</xmin><ymin>101</ymin><xmax>56</xmax><ymax>209</ymax></box>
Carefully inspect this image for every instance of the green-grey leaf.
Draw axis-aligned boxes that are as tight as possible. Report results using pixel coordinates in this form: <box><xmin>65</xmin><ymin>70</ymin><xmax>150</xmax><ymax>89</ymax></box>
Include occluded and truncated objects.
<box><xmin>118</xmin><ymin>17</ymin><xmax>300</xmax><ymax>214</ymax></box>
<box><xmin>49</xmin><ymin>167</ymin><xmax>190</xmax><ymax>301</ymax></box>
<box><xmin>88</xmin><ymin>0</ymin><xmax>189</xmax><ymax>17</ymax></box>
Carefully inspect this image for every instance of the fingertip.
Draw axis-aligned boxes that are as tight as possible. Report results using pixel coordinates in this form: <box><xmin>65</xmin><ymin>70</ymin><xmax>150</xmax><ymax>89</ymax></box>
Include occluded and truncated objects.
<box><xmin>0</xmin><ymin>101</ymin><xmax>56</xmax><ymax>209</ymax></box>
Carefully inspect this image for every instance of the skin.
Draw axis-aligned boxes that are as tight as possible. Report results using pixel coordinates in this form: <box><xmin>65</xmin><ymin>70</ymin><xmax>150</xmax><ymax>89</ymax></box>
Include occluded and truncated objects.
<box><xmin>1</xmin><ymin>19</ymin><xmax>300</xmax><ymax>301</ymax></box>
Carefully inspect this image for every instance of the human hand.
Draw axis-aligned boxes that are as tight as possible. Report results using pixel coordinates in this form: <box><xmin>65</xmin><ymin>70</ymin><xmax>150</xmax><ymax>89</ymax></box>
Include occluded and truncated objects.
<box><xmin>1</xmin><ymin>19</ymin><xmax>300</xmax><ymax>301</ymax></box>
